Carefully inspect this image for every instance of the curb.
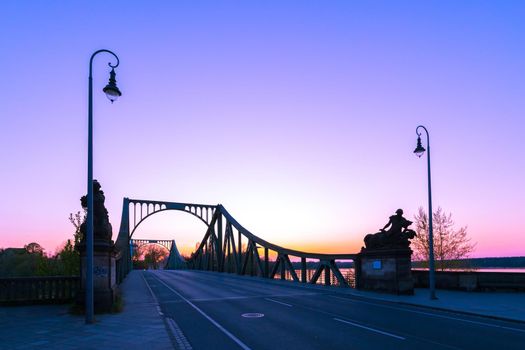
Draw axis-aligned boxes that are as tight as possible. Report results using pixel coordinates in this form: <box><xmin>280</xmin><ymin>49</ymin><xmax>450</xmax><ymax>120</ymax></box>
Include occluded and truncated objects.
<box><xmin>141</xmin><ymin>271</ymin><xmax>190</xmax><ymax>349</ymax></box>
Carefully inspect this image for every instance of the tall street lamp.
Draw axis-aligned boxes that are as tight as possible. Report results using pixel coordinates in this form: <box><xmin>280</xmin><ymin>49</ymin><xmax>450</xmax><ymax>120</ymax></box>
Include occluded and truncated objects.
<box><xmin>413</xmin><ymin>125</ymin><xmax>437</xmax><ymax>300</ymax></box>
<box><xmin>86</xmin><ymin>49</ymin><xmax>122</xmax><ymax>324</ymax></box>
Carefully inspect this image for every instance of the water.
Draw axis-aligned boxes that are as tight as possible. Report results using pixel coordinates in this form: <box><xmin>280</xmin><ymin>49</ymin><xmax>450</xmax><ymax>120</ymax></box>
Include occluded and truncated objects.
<box><xmin>412</xmin><ymin>268</ymin><xmax>525</xmax><ymax>273</ymax></box>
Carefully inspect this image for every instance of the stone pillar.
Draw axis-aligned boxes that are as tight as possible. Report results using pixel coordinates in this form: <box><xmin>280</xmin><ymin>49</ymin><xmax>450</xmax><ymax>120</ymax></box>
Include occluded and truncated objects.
<box><xmin>77</xmin><ymin>180</ymin><xmax>119</xmax><ymax>313</ymax></box>
<box><xmin>356</xmin><ymin>248</ymin><xmax>414</xmax><ymax>295</ymax></box>
<box><xmin>78</xmin><ymin>239</ymin><xmax>118</xmax><ymax>312</ymax></box>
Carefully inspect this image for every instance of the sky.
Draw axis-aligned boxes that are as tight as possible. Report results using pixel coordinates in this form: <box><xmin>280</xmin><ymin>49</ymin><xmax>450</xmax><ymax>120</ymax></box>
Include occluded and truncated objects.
<box><xmin>0</xmin><ymin>1</ymin><xmax>524</xmax><ymax>258</ymax></box>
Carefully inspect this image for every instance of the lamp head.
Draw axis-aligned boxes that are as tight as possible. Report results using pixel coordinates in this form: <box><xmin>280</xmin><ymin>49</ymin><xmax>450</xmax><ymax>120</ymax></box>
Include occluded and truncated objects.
<box><xmin>413</xmin><ymin>135</ymin><xmax>426</xmax><ymax>158</ymax></box>
<box><xmin>103</xmin><ymin>68</ymin><xmax>122</xmax><ymax>103</ymax></box>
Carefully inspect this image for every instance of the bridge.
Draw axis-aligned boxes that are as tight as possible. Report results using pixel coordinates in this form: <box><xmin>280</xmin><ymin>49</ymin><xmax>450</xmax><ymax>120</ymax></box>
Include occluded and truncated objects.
<box><xmin>115</xmin><ymin>198</ymin><xmax>357</xmax><ymax>285</ymax></box>
<box><xmin>2</xmin><ymin>197</ymin><xmax>525</xmax><ymax>349</ymax></box>
<box><xmin>101</xmin><ymin>197</ymin><xmax>524</xmax><ymax>349</ymax></box>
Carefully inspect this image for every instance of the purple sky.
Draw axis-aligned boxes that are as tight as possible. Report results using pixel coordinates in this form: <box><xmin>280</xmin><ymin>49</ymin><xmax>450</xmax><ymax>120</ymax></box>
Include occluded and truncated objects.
<box><xmin>0</xmin><ymin>1</ymin><xmax>524</xmax><ymax>257</ymax></box>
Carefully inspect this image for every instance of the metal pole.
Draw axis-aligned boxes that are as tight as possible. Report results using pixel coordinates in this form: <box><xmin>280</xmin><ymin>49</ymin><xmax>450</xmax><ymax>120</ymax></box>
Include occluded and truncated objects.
<box><xmin>86</xmin><ymin>62</ymin><xmax>94</xmax><ymax>324</ymax></box>
<box><xmin>416</xmin><ymin>125</ymin><xmax>437</xmax><ymax>300</ymax></box>
<box><xmin>86</xmin><ymin>49</ymin><xmax>120</xmax><ymax>324</ymax></box>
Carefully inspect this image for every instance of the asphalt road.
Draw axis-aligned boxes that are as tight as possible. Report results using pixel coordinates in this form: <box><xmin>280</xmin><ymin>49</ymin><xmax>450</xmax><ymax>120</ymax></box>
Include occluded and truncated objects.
<box><xmin>143</xmin><ymin>270</ymin><xmax>525</xmax><ymax>350</ymax></box>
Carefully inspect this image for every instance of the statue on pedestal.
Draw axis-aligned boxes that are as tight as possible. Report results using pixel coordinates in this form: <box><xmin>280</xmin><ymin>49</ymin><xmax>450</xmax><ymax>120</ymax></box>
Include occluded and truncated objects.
<box><xmin>363</xmin><ymin>209</ymin><xmax>416</xmax><ymax>250</ymax></box>
<box><xmin>80</xmin><ymin>180</ymin><xmax>113</xmax><ymax>243</ymax></box>
<box><xmin>76</xmin><ymin>179</ymin><xmax>118</xmax><ymax>312</ymax></box>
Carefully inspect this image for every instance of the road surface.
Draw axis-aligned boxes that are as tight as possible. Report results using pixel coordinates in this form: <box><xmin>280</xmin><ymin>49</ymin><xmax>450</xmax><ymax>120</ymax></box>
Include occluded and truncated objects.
<box><xmin>143</xmin><ymin>270</ymin><xmax>525</xmax><ymax>350</ymax></box>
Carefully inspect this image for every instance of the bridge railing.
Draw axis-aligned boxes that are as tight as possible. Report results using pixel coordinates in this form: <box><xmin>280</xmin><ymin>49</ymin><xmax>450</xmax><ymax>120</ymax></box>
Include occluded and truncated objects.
<box><xmin>0</xmin><ymin>276</ymin><xmax>80</xmax><ymax>305</ymax></box>
<box><xmin>264</xmin><ymin>265</ymin><xmax>356</xmax><ymax>287</ymax></box>
<box><xmin>187</xmin><ymin>205</ymin><xmax>357</xmax><ymax>287</ymax></box>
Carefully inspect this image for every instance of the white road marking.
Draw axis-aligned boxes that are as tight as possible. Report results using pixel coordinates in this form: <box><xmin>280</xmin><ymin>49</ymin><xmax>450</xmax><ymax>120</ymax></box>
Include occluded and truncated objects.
<box><xmin>329</xmin><ymin>295</ymin><xmax>525</xmax><ymax>334</ymax></box>
<box><xmin>241</xmin><ymin>313</ymin><xmax>265</xmax><ymax>318</ymax></box>
<box><xmin>151</xmin><ymin>272</ymin><xmax>253</xmax><ymax>350</ymax></box>
<box><xmin>142</xmin><ymin>272</ymin><xmax>159</xmax><ymax>303</ymax></box>
<box><xmin>265</xmin><ymin>298</ymin><xmax>293</xmax><ymax>307</ymax></box>
<box><xmin>333</xmin><ymin>318</ymin><xmax>406</xmax><ymax>340</ymax></box>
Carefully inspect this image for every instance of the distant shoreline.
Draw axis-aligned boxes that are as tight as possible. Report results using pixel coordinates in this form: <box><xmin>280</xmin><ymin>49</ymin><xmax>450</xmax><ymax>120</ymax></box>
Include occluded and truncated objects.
<box><xmin>412</xmin><ymin>267</ymin><xmax>525</xmax><ymax>273</ymax></box>
<box><xmin>411</xmin><ymin>256</ymin><xmax>525</xmax><ymax>269</ymax></box>
<box><xmin>289</xmin><ymin>256</ymin><xmax>525</xmax><ymax>270</ymax></box>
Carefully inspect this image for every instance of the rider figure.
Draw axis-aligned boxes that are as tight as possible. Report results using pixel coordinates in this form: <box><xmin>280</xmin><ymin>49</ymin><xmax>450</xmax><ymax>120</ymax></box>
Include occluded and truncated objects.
<box><xmin>381</xmin><ymin>209</ymin><xmax>413</xmax><ymax>239</ymax></box>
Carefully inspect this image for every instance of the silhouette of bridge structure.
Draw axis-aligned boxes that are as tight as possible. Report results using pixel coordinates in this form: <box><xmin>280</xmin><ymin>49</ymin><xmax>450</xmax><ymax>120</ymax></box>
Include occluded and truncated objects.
<box><xmin>130</xmin><ymin>239</ymin><xmax>187</xmax><ymax>270</ymax></box>
<box><xmin>115</xmin><ymin>198</ymin><xmax>357</xmax><ymax>285</ymax></box>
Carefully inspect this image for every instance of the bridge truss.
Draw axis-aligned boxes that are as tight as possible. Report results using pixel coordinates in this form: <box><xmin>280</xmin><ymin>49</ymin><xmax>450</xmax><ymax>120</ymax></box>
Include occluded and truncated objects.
<box><xmin>115</xmin><ymin>198</ymin><xmax>356</xmax><ymax>286</ymax></box>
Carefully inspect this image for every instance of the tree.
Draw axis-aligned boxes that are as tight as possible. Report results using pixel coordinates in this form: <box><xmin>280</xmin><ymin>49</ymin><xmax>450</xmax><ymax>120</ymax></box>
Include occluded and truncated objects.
<box><xmin>0</xmin><ymin>243</ymin><xmax>49</xmax><ymax>277</ymax></box>
<box><xmin>412</xmin><ymin>207</ymin><xmax>476</xmax><ymax>270</ymax></box>
<box><xmin>69</xmin><ymin>211</ymin><xmax>85</xmax><ymax>247</ymax></box>
<box><xmin>24</xmin><ymin>242</ymin><xmax>44</xmax><ymax>255</ymax></box>
<box><xmin>131</xmin><ymin>243</ymin><xmax>147</xmax><ymax>269</ymax></box>
<box><xmin>143</xmin><ymin>245</ymin><xmax>169</xmax><ymax>270</ymax></box>
<box><xmin>55</xmin><ymin>239</ymin><xmax>80</xmax><ymax>275</ymax></box>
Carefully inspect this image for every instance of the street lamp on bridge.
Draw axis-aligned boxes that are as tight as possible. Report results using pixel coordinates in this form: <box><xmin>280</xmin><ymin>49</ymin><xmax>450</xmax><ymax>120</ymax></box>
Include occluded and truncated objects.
<box><xmin>86</xmin><ymin>49</ymin><xmax>122</xmax><ymax>324</ymax></box>
<box><xmin>414</xmin><ymin>125</ymin><xmax>437</xmax><ymax>300</ymax></box>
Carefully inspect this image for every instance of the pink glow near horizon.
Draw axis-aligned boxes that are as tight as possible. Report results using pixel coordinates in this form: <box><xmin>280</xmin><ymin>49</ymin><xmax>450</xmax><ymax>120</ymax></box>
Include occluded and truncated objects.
<box><xmin>0</xmin><ymin>1</ymin><xmax>524</xmax><ymax>258</ymax></box>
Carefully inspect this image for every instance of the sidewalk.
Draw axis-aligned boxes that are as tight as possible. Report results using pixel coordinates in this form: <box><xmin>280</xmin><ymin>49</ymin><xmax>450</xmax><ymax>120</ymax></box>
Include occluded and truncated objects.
<box><xmin>0</xmin><ymin>271</ymin><xmax>173</xmax><ymax>349</ymax></box>
<box><xmin>342</xmin><ymin>287</ymin><xmax>525</xmax><ymax>323</ymax></box>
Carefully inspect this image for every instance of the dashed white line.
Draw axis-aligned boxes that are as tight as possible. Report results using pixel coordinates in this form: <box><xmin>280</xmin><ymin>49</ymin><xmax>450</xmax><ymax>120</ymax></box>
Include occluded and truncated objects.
<box><xmin>265</xmin><ymin>298</ymin><xmax>293</xmax><ymax>307</ymax></box>
<box><xmin>333</xmin><ymin>318</ymin><xmax>406</xmax><ymax>340</ymax></box>
<box><xmin>150</xmin><ymin>272</ymin><xmax>253</xmax><ymax>350</ymax></box>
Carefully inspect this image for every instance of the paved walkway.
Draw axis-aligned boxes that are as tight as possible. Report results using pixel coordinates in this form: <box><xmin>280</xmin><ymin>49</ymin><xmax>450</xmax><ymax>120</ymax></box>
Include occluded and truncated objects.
<box><xmin>0</xmin><ymin>271</ymin><xmax>523</xmax><ymax>349</ymax></box>
<box><xmin>343</xmin><ymin>286</ymin><xmax>525</xmax><ymax>323</ymax></box>
<box><xmin>0</xmin><ymin>270</ymin><xmax>173</xmax><ymax>349</ymax></box>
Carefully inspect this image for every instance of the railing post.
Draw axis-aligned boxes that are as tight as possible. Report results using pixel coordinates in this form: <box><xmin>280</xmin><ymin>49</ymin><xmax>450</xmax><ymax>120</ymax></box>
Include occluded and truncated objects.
<box><xmin>251</xmin><ymin>247</ymin><xmax>255</xmax><ymax>277</ymax></box>
<box><xmin>324</xmin><ymin>265</ymin><xmax>331</xmax><ymax>286</ymax></box>
<box><xmin>217</xmin><ymin>213</ymin><xmax>223</xmax><ymax>272</ymax></box>
<box><xmin>203</xmin><ymin>243</ymin><xmax>207</xmax><ymax>270</ymax></box>
<box><xmin>354</xmin><ymin>256</ymin><xmax>361</xmax><ymax>289</ymax></box>
<box><xmin>264</xmin><ymin>247</ymin><xmax>269</xmax><ymax>278</ymax></box>
<box><xmin>227</xmin><ymin>231</ymin><xmax>232</xmax><ymax>273</ymax></box>
<box><xmin>280</xmin><ymin>256</ymin><xmax>286</xmax><ymax>280</ymax></box>
<box><xmin>238</xmin><ymin>231</ymin><xmax>242</xmax><ymax>272</ymax></box>
<box><xmin>301</xmin><ymin>257</ymin><xmax>307</xmax><ymax>283</ymax></box>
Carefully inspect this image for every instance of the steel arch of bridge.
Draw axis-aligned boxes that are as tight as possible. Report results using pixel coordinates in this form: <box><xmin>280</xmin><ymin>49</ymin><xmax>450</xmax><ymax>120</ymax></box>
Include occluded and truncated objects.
<box><xmin>127</xmin><ymin>200</ymin><xmax>214</xmax><ymax>238</ymax></box>
<box><xmin>115</xmin><ymin>198</ymin><xmax>214</xmax><ymax>278</ymax></box>
<box><xmin>115</xmin><ymin>198</ymin><xmax>357</xmax><ymax>287</ymax></box>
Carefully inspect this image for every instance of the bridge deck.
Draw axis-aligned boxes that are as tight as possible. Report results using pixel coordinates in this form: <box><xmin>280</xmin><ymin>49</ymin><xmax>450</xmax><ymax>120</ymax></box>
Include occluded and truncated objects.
<box><xmin>144</xmin><ymin>270</ymin><xmax>525</xmax><ymax>350</ymax></box>
<box><xmin>1</xmin><ymin>270</ymin><xmax>524</xmax><ymax>349</ymax></box>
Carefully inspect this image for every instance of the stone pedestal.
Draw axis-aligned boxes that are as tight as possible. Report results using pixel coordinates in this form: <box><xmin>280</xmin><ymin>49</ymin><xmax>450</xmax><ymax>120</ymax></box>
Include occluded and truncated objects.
<box><xmin>78</xmin><ymin>239</ymin><xmax>118</xmax><ymax>313</ymax></box>
<box><xmin>356</xmin><ymin>248</ymin><xmax>413</xmax><ymax>295</ymax></box>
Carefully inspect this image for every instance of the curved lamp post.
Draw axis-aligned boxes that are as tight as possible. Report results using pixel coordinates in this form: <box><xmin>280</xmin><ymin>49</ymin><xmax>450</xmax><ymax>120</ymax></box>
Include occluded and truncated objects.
<box><xmin>414</xmin><ymin>125</ymin><xmax>437</xmax><ymax>300</ymax></box>
<box><xmin>86</xmin><ymin>50</ymin><xmax>122</xmax><ymax>324</ymax></box>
